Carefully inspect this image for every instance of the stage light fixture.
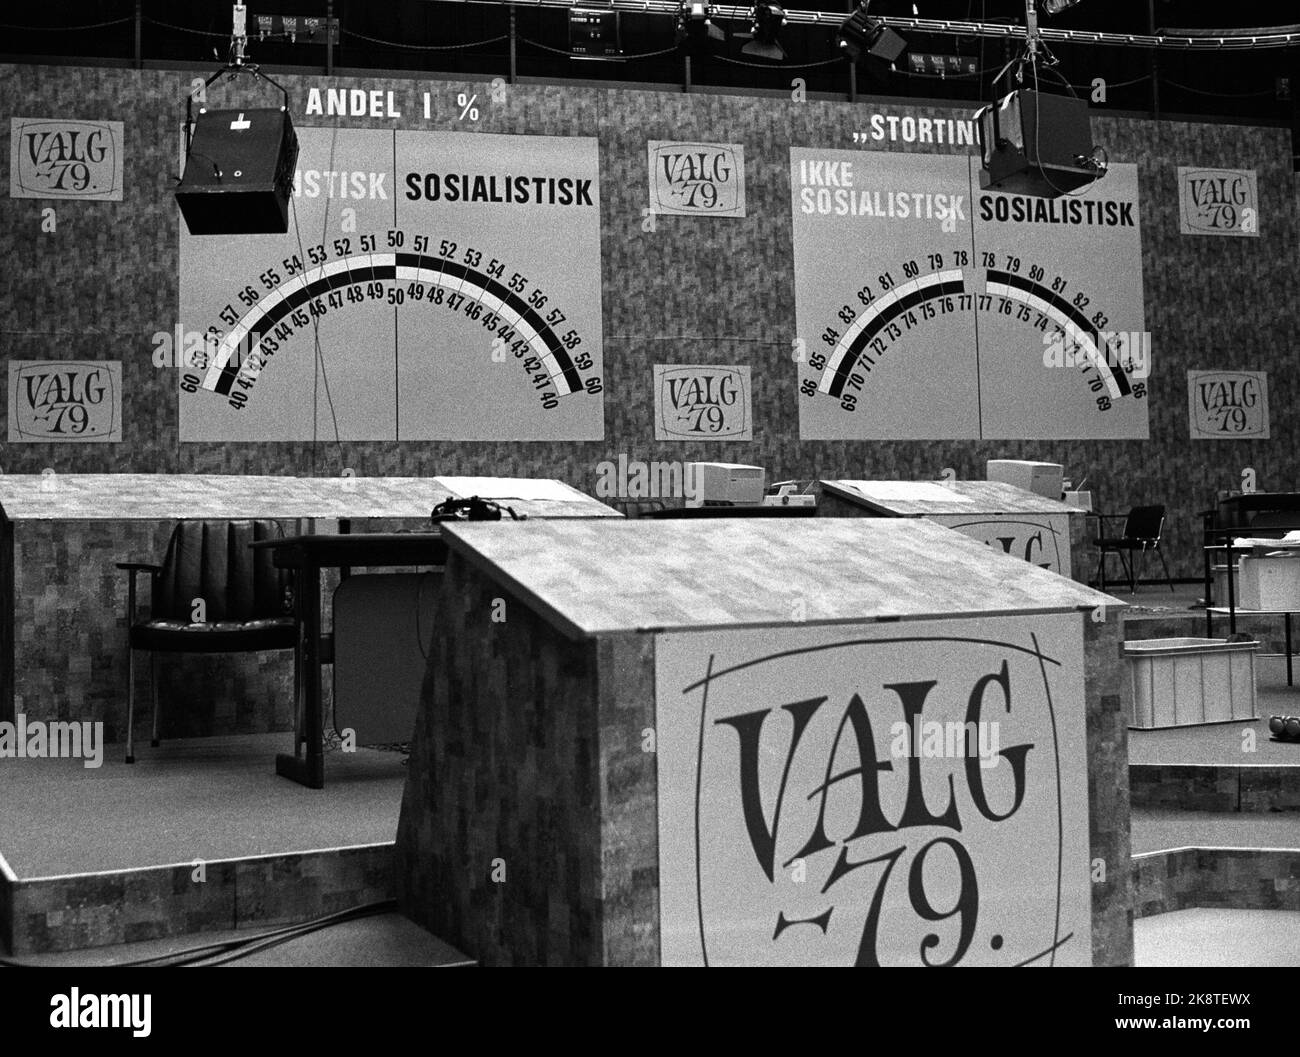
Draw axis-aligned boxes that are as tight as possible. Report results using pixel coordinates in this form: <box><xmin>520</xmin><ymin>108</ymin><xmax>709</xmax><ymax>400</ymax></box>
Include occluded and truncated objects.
<box><xmin>1040</xmin><ymin>0</ymin><xmax>1083</xmax><ymax>15</ymax></box>
<box><xmin>837</xmin><ymin>2</ymin><xmax>907</xmax><ymax>68</ymax></box>
<box><xmin>675</xmin><ymin>2</ymin><xmax>726</xmax><ymax>53</ymax></box>
<box><xmin>740</xmin><ymin>2</ymin><xmax>788</xmax><ymax>62</ymax></box>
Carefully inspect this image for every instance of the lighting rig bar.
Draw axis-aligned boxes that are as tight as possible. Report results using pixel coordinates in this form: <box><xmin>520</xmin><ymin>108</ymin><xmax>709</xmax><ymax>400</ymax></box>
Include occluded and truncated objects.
<box><xmin>433</xmin><ymin>0</ymin><xmax>1300</xmax><ymax>51</ymax></box>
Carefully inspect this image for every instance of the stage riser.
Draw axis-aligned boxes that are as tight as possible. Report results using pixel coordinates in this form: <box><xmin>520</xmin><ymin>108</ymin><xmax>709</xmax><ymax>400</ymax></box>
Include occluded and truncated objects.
<box><xmin>1131</xmin><ymin>765</ymin><xmax>1300</xmax><ymax>813</ymax></box>
<box><xmin>1</xmin><ymin>844</ymin><xmax>392</xmax><ymax>955</ymax></box>
<box><xmin>1134</xmin><ymin>849</ymin><xmax>1300</xmax><ymax>919</ymax></box>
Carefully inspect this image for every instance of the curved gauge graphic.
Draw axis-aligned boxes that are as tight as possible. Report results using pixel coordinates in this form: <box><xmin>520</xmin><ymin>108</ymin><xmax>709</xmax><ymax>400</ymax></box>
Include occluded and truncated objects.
<box><xmin>815</xmin><ymin>268</ymin><xmax>968</xmax><ymax>400</ymax></box>
<box><xmin>799</xmin><ymin>250</ymin><xmax>1148</xmax><ymax>441</ymax></box>
<box><xmin>807</xmin><ymin>259</ymin><xmax>1144</xmax><ymax>408</ymax></box>
<box><xmin>181</xmin><ymin>235</ymin><xmax>602</xmax><ymax>416</ymax></box>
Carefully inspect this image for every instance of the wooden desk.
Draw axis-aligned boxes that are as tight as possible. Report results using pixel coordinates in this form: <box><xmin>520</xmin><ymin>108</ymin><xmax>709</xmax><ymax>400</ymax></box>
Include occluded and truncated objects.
<box><xmin>250</xmin><ymin>481</ymin><xmax>616</xmax><ymax>787</ymax></box>
<box><xmin>395</xmin><ymin>518</ymin><xmax>1132</xmax><ymax>966</ymax></box>
<box><xmin>641</xmin><ymin>504</ymin><xmax>818</xmax><ymax>518</ymax></box>
<box><xmin>433</xmin><ymin>476</ymin><xmax>621</xmax><ymax>520</ymax></box>
<box><xmin>253</xmin><ymin>533</ymin><xmax>448</xmax><ymax>789</ymax></box>
<box><xmin>0</xmin><ymin>474</ymin><xmax>452</xmax><ymax>737</ymax></box>
<box><xmin>819</xmin><ymin>479</ymin><xmax>1086</xmax><ymax>580</ymax></box>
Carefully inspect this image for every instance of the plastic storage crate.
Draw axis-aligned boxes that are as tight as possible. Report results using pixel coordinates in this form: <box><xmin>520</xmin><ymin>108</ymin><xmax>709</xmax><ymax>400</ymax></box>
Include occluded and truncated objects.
<box><xmin>1124</xmin><ymin>637</ymin><xmax>1259</xmax><ymax>728</ymax></box>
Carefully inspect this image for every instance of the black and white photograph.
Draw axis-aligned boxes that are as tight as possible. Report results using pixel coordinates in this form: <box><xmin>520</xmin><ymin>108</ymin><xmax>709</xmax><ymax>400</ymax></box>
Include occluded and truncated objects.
<box><xmin>1</xmin><ymin>0</ymin><xmax>1298</xmax><ymax>1035</ymax></box>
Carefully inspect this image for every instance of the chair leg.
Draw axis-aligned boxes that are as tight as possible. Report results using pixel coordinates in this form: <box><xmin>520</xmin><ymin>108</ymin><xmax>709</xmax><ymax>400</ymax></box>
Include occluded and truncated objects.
<box><xmin>1097</xmin><ymin>550</ymin><xmax>1107</xmax><ymax>592</ymax></box>
<box><xmin>1158</xmin><ymin>547</ymin><xmax>1175</xmax><ymax>592</ymax></box>
<box><xmin>1130</xmin><ymin>549</ymin><xmax>1143</xmax><ymax>593</ymax></box>
<box><xmin>126</xmin><ymin>647</ymin><xmax>136</xmax><ymax>764</ymax></box>
<box><xmin>293</xmin><ymin>643</ymin><xmax>303</xmax><ymax>747</ymax></box>
<box><xmin>150</xmin><ymin>651</ymin><xmax>160</xmax><ymax>747</ymax></box>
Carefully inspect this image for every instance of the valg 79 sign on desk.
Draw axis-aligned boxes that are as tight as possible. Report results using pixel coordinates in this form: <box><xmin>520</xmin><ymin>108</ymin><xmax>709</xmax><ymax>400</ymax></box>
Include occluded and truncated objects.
<box><xmin>654</xmin><ymin>615</ymin><xmax>1092</xmax><ymax>966</ymax></box>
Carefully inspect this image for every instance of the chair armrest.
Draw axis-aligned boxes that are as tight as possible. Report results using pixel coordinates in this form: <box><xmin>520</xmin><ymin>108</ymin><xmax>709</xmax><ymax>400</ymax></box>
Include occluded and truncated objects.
<box><xmin>117</xmin><ymin>563</ymin><xmax>160</xmax><ymax>625</ymax></box>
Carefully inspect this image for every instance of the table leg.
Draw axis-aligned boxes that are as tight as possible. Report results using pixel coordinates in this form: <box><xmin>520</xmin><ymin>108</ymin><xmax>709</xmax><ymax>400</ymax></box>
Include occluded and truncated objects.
<box><xmin>1287</xmin><ymin>613</ymin><xmax>1293</xmax><ymax>687</ymax></box>
<box><xmin>0</xmin><ymin>516</ymin><xmax>13</xmax><ymax>724</ymax></box>
<box><xmin>276</xmin><ymin>559</ymin><xmax>324</xmax><ymax>788</ymax></box>
<box><xmin>1204</xmin><ymin>541</ymin><xmax>1213</xmax><ymax>638</ymax></box>
<box><xmin>1226</xmin><ymin>549</ymin><xmax>1237</xmax><ymax>637</ymax></box>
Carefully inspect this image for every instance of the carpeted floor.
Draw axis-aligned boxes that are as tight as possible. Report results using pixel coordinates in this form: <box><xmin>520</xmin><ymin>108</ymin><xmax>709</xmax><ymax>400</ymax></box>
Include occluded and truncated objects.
<box><xmin>0</xmin><ymin>733</ymin><xmax>408</xmax><ymax>878</ymax></box>
<box><xmin>1135</xmin><ymin>908</ymin><xmax>1300</xmax><ymax>967</ymax></box>
<box><xmin>1129</xmin><ymin>714</ymin><xmax>1300</xmax><ymax>767</ymax></box>
<box><xmin>4</xmin><ymin>912</ymin><xmax>472</xmax><ymax>967</ymax></box>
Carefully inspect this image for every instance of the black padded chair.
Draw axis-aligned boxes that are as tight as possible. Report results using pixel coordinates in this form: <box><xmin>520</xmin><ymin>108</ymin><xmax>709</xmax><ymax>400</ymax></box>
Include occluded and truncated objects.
<box><xmin>117</xmin><ymin>520</ymin><xmax>296</xmax><ymax>763</ymax></box>
<box><xmin>1094</xmin><ymin>504</ymin><xmax>1174</xmax><ymax>594</ymax></box>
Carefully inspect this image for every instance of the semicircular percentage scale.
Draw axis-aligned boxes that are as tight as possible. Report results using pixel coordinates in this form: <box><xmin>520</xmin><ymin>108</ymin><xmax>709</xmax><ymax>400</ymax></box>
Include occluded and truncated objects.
<box><xmin>192</xmin><ymin>241</ymin><xmax>599</xmax><ymax>411</ymax></box>
<box><xmin>805</xmin><ymin>258</ymin><xmax>1144</xmax><ymax>410</ymax></box>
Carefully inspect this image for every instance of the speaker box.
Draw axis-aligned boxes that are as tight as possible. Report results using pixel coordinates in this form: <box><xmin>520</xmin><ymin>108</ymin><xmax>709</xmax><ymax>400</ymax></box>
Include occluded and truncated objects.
<box><xmin>175</xmin><ymin>107</ymin><xmax>299</xmax><ymax>235</ymax></box>
<box><xmin>977</xmin><ymin>89</ymin><xmax>1097</xmax><ymax>197</ymax></box>
<box><xmin>867</xmin><ymin>26</ymin><xmax>907</xmax><ymax>65</ymax></box>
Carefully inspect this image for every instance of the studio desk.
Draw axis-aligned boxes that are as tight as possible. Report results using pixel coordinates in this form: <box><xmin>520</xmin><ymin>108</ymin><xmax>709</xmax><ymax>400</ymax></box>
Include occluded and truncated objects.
<box><xmin>394</xmin><ymin>517</ymin><xmax>1132</xmax><ymax>967</ymax></box>
<box><xmin>254</xmin><ymin>479</ymin><xmax>621</xmax><ymax>787</ymax></box>
<box><xmin>818</xmin><ymin>479</ymin><xmax>1088</xmax><ymax>582</ymax></box>
<box><xmin>0</xmin><ymin>473</ymin><xmax>616</xmax><ymax>779</ymax></box>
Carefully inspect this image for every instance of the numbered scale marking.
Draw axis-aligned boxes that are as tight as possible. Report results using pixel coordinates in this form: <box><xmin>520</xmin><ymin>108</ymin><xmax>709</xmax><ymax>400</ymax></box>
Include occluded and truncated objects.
<box><xmin>818</xmin><ymin>269</ymin><xmax>967</xmax><ymax>399</ymax></box>
<box><xmin>984</xmin><ymin>269</ymin><xmax>1130</xmax><ymax>399</ymax></box>
<box><xmin>189</xmin><ymin>236</ymin><xmax>601</xmax><ymax>412</ymax></box>
<box><xmin>805</xmin><ymin>254</ymin><xmax>1146</xmax><ymax>414</ymax></box>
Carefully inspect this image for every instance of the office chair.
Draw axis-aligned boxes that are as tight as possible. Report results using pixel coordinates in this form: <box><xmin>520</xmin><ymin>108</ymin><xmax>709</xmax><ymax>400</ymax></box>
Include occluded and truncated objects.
<box><xmin>117</xmin><ymin>519</ymin><xmax>296</xmax><ymax>763</ymax></box>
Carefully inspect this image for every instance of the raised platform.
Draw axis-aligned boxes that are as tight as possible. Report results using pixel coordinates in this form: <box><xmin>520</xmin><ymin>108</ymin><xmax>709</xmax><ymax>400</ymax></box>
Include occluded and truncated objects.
<box><xmin>1129</xmin><ymin>675</ymin><xmax>1300</xmax><ymax>812</ymax></box>
<box><xmin>0</xmin><ymin>733</ymin><xmax>419</xmax><ymax>955</ymax></box>
<box><xmin>1119</xmin><ymin>618</ymin><xmax>1300</xmax><ymax>938</ymax></box>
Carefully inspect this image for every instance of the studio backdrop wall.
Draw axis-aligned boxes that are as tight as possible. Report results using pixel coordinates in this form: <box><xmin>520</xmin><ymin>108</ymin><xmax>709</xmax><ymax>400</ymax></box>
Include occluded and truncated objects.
<box><xmin>3</xmin><ymin>61</ymin><xmax>1298</xmax><ymax>578</ymax></box>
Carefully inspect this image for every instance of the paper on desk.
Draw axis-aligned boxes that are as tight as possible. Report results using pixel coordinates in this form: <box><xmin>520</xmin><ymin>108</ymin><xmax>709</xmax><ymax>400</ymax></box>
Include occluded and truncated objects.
<box><xmin>1233</xmin><ymin>529</ymin><xmax>1300</xmax><ymax>553</ymax></box>
<box><xmin>434</xmin><ymin>476</ymin><xmax>579</xmax><ymax>502</ymax></box>
<box><xmin>839</xmin><ymin>480</ymin><xmax>976</xmax><ymax>504</ymax></box>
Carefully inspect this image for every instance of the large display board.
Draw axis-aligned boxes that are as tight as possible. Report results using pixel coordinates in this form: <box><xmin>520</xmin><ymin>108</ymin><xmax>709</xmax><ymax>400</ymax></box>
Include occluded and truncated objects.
<box><xmin>655</xmin><ymin>614</ymin><xmax>1093</xmax><ymax>967</ymax></box>
<box><xmin>792</xmin><ymin>150</ymin><xmax>1148</xmax><ymax>440</ymax></box>
<box><xmin>179</xmin><ymin>129</ymin><xmax>604</xmax><ymax>440</ymax></box>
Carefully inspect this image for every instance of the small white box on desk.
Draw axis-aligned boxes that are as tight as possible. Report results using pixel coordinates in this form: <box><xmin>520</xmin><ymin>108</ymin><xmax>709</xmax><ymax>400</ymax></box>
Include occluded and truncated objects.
<box><xmin>1237</xmin><ymin>555</ymin><xmax>1300</xmax><ymax>611</ymax></box>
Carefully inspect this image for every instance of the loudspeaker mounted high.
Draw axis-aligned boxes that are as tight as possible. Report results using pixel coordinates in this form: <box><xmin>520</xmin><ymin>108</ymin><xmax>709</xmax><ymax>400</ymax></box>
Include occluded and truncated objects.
<box><xmin>175</xmin><ymin>106</ymin><xmax>299</xmax><ymax>235</ymax></box>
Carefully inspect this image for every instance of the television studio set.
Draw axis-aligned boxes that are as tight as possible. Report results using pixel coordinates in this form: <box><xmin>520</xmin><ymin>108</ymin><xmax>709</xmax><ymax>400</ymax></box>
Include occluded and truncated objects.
<box><xmin>0</xmin><ymin>0</ymin><xmax>1298</xmax><ymax>1030</ymax></box>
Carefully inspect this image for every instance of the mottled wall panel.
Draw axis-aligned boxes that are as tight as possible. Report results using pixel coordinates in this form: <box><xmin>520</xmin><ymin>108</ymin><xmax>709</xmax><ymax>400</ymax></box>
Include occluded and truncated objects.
<box><xmin>12</xmin><ymin>518</ymin><xmax>299</xmax><ymax>737</ymax></box>
<box><xmin>394</xmin><ymin>550</ymin><xmax>605</xmax><ymax>966</ymax></box>
<box><xmin>2</xmin><ymin>64</ymin><xmax>1297</xmax><ymax>578</ymax></box>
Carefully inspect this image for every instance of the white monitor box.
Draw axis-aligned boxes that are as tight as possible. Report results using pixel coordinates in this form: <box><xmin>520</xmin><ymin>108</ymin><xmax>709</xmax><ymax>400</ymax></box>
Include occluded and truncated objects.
<box><xmin>986</xmin><ymin>459</ymin><xmax>1064</xmax><ymax>500</ymax></box>
<box><xmin>686</xmin><ymin>463</ymin><xmax>767</xmax><ymax>505</ymax></box>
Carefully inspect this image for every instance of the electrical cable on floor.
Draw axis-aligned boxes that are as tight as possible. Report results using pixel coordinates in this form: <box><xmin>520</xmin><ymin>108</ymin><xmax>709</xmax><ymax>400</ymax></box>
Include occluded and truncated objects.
<box><xmin>171</xmin><ymin>901</ymin><xmax>396</xmax><ymax>967</ymax></box>
<box><xmin>0</xmin><ymin>900</ymin><xmax>397</xmax><ymax>969</ymax></box>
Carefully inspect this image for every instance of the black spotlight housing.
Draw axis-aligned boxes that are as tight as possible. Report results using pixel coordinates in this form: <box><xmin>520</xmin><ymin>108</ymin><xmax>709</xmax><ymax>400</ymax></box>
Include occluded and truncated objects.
<box><xmin>740</xmin><ymin>1</ymin><xmax>787</xmax><ymax>62</ymax></box>
<box><xmin>837</xmin><ymin>2</ymin><xmax>907</xmax><ymax>67</ymax></box>
<box><xmin>676</xmin><ymin>1</ymin><xmax>726</xmax><ymax>54</ymax></box>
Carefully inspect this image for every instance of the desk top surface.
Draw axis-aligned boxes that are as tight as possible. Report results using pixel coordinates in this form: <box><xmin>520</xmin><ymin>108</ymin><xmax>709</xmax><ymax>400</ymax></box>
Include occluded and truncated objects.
<box><xmin>441</xmin><ymin>518</ymin><xmax>1119</xmax><ymax>638</ymax></box>
<box><xmin>0</xmin><ymin>474</ymin><xmax>615</xmax><ymax>521</ymax></box>
<box><xmin>821</xmin><ymin>479</ymin><xmax>1080</xmax><ymax>517</ymax></box>
<box><xmin>432</xmin><ymin>476</ymin><xmax>620</xmax><ymax>519</ymax></box>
